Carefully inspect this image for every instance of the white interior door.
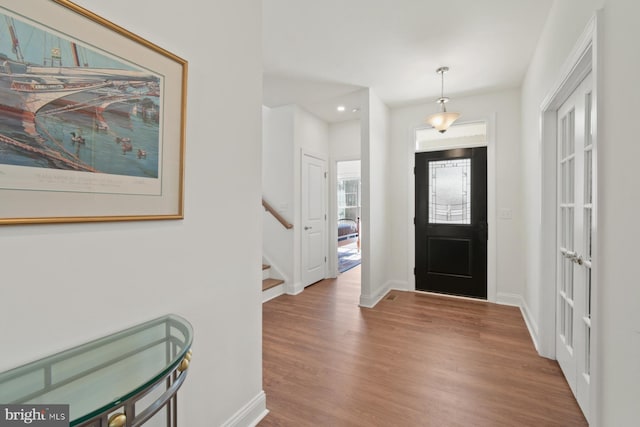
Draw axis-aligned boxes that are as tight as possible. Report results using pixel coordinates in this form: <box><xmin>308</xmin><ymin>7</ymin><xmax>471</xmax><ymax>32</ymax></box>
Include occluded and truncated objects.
<box><xmin>302</xmin><ymin>153</ymin><xmax>327</xmax><ymax>286</ymax></box>
<box><xmin>556</xmin><ymin>72</ymin><xmax>593</xmax><ymax>420</ymax></box>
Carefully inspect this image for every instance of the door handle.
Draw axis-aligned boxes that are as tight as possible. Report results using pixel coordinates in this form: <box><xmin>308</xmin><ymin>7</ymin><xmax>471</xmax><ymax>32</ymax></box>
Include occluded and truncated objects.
<box><xmin>563</xmin><ymin>251</ymin><xmax>584</xmax><ymax>265</ymax></box>
<box><xmin>304</xmin><ymin>226</ymin><xmax>312</xmax><ymax>230</ymax></box>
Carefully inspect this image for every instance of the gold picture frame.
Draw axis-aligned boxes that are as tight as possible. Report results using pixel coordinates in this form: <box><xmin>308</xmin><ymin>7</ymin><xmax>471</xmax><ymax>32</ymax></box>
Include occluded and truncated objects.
<box><xmin>0</xmin><ymin>0</ymin><xmax>187</xmax><ymax>224</ymax></box>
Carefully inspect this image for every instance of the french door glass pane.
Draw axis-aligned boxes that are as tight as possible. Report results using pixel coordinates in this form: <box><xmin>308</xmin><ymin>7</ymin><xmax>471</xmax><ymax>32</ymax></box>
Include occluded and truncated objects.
<box><xmin>562</xmin><ymin>116</ymin><xmax>568</xmax><ymax>158</ymax></box>
<box><xmin>561</xmin><ymin>160</ymin><xmax>575</xmax><ymax>204</ymax></box>
<box><xmin>561</xmin><ymin>209</ymin><xmax>565</xmax><ymax>248</ymax></box>
<box><xmin>428</xmin><ymin>158</ymin><xmax>471</xmax><ymax>224</ymax></box>
<box><xmin>566</xmin><ymin>303</ymin><xmax>574</xmax><ymax>348</ymax></box>
<box><xmin>568</xmin><ymin>110</ymin><xmax>575</xmax><ymax>155</ymax></box>
<box><xmin>567</xmin><ymin>258</ymin><xmax>574</xmax><ymax>300</ymax></box>
<box><xmin>564</xmin><ymin>257</ymin><xmax>573</xmax><ymax>297</ymax></box>
<box><xmin>585</xmin><ymin>207</ymin><xmax>592</xmax><ymax>260</ymax></box>
<box><xmin>564</xmin><ymin>207</ymin><xmax>574</xmax><ymax>251</ymax></box>
<box><xmin>586</xmin><ymin>92</ymin><xmax>593</xmax><ymax>147</ymax></box>
<box><xmin>560</xmin><ymin>161</ymin><xmax>569</xmax><ymax>203</ymax></box>
<box><xmin>585</xmin><ymin>149</ymin><xmax>592</xmax><ymax>203</ymax></box>
<box><xmin>585</xmin><ymin>324</ymin><xmax>591</xmax><ymax>376</ymax></box>
<box><xmin>560</xmin><ymin>296</ymin><xmax>566</xmax><ymax>339</ymax></box>
<box><xmin>587</xmin><ymin>268</ymin><xmax>592</xmax><ymax>318</ymax></box>
<box><xmin>568</xmin><ymin>158</ymin><xmax>575</xmax><ymax>203</ymax></box>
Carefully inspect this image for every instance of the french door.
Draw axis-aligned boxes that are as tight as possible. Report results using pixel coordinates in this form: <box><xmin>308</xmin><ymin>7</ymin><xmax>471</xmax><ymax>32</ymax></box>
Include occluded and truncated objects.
<box><xmin>556</xmin><ymin>72</ymin><xmax>593</xmax><ymax>420</ymax></box>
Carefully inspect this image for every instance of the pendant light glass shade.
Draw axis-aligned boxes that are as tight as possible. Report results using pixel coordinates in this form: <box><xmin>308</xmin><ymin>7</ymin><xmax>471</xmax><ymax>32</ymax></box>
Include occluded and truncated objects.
<box><xmin>426</xmin><ymin>67</ymin><xmax>460</xmax><ymax>133</ymax></box>
<box><xmin>426</xmin><ymin>110</ymin><xmax>460</xmax><ymax>133</ymax></box>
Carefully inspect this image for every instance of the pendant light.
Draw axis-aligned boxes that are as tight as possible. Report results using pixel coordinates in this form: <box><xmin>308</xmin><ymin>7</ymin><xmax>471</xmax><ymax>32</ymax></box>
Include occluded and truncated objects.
<box><xmin>426</xmin><ymin>66</ymin><xmax>460</xmax><ymax>133</ymax></box>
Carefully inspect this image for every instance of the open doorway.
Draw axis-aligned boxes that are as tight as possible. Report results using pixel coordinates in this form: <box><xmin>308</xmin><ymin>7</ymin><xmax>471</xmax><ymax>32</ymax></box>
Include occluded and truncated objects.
<box><xmin>337</xmin><ymin>160</ymin><xmax>361</xmax><ymax>273</ymax></box>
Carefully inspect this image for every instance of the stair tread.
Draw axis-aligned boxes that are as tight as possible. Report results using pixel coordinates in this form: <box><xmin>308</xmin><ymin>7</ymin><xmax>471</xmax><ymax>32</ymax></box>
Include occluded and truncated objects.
<box><xmin>262</xmin><ymin>278</ymin><xmax>284</xmax><ymax>291</ymax></box>
<box><xmin>262</xmin><ymin>264</ymin><xmax>270</xmax><ymax>270</ymax></box>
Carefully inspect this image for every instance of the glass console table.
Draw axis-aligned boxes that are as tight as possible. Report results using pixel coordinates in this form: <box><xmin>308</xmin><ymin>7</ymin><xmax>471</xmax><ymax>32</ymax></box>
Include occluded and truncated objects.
<box><xmin>0</xmin><ymin>314</ymin><xmax>193</xmax><ymax>427</ymax></box>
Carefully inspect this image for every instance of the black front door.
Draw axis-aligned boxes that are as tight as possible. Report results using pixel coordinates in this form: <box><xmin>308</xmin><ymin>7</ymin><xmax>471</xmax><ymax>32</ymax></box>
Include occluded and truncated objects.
<box><xmin>415</xmin><ymin>147</ymin><xmax>487</xmax><ymax>299</ymax></box>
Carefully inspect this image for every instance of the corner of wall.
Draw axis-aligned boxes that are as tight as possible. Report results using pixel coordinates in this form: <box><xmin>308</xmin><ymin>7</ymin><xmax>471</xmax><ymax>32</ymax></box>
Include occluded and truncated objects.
<box><xmin>494</xmin><ymin>291</ymin><xmax>541</xmax><ymax>355</ymax></box>
<box><xmin>359</xmin><ymin>280</ymin><xmax>394</xmax><ymax>308</ymax></box>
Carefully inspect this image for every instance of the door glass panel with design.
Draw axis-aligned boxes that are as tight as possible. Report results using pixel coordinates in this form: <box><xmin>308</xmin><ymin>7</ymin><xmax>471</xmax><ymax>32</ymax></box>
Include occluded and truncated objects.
<box><xmin>428</xmin><ymin>158</ymin><xmax>471</xmax><ymax>224</ymax></box>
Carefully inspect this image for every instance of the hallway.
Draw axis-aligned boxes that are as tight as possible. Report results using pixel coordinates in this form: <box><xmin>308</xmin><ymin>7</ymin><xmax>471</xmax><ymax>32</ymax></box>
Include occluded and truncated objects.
<box><xmin>260</xmin><ymin>266</ymin><xmax>587</xmax><ymax>426</ymax></box>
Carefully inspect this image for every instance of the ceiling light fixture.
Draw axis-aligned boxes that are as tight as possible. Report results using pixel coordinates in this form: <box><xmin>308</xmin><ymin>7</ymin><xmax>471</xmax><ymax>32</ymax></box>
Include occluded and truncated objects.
<box><xmin>426</xmin><ymin>66</ymin><xmax>460</xmax><ymax>133</ymax></box>
<box><xmin>337</xmin><ymin>105</ymin><xmax>346</xmax><ymax>112</ymax></box>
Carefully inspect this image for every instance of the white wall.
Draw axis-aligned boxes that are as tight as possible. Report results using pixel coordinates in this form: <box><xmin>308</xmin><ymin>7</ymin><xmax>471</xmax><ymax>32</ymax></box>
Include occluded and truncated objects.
<box><xmin>521</xmin><ymin>0</ymin><xmax>640</xmax><ymax>424</ymax></box>
<box><xmin>598</xmin><ymin>1</ymin><xmax>640</xmax><ymax>423</ymax></box>
<box><xmin>295</xmin><ymin>107</ymin><xmax>330</xmax><ymax>155</ymax></box>
<box><xmin>329</xmin><ymin>119</ymin><xmax>361</xmax><ymax>161</ymax></box>
<box><xmin>0</xmin><ymin>1</ymin><xmax>265</xmax><ymax>426</ymax></box>
<box><xmin>262</xmin><ymin>105</ymin><xmax>295</xmax><ymax>285</ymax></box>
<box><xmin>360</xmin><ymin>89</ymin><xmax>391</xmax><ymax>306</ymax></box>
<box><xmin>387</xmin><ymin>89</ymin><xmax>522</xmax><ymax>304</ymax></box>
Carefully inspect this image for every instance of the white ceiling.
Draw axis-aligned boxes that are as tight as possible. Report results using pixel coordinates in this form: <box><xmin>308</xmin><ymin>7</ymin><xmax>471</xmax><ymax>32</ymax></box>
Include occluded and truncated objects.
<box><xmin>263</xmin><ymin>0</ymin><xmax>554</xmax><ymax>123</ymax></box>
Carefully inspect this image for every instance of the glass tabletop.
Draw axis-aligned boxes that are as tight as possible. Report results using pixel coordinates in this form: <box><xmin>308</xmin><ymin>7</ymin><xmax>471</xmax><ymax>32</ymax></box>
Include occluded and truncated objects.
<box><xmin>0</xmin><ymin>314</ymin><xmax>193</xmax><ymax>425</ymax></box>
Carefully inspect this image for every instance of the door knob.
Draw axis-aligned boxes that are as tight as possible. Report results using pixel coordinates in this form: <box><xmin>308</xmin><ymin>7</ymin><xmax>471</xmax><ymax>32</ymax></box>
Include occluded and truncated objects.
<box><xmin>304</xmin><ymin>226</ymin><xmax>312</xmax><ymax>230</ymax></box>
<box><xmin>565</xmin><ymin>251</ymin><xmax>584</xmax><ymax>265</ymax></box>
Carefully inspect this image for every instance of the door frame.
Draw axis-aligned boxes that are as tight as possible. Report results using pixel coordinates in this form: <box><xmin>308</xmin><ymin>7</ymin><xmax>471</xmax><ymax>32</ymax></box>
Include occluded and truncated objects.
<box><xmin>407</xmin><ymin>118</ymin><xmax>497</xmax><ymax>303</ymax></box>
<box><xmin>329</xmin><ymin>157</ymin><xmax>361</xmax><ymax>277</ymax></box>
<box><xmin>539</xmin><ymin>11</ymin><xmax>600</xmax><ymax>422</ymax></box>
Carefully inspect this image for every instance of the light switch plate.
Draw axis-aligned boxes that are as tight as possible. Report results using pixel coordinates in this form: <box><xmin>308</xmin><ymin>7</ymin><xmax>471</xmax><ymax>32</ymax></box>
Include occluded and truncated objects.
<box><xmin>499</xmin><ymin>208</ymin><xmax>513</xmax><ymax>220</ymax></box>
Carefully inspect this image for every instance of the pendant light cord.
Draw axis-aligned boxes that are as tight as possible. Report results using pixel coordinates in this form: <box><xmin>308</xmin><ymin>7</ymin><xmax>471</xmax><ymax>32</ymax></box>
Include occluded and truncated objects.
<box><xmin>439</xmin><ymin>70</ymin><xmax>447</xmax><ymax>112</ymax></box>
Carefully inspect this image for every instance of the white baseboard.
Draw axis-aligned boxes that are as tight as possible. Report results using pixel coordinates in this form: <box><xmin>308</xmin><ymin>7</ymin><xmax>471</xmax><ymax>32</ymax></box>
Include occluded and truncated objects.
<box><xmin>520</xmin><ymin>299</ymin><xmax>540</xmax><ymax>354</ymax></box>
<box><xmin>286</xmin><ymin>281</ymin><xmax>304</xmax><ymax>295</ymax></box>
<box><xmin>494</xmin><ymin>292</ymin><xmax>540</xmax><ymax>353</ymax></box>
<box><xmin>496</xmin><ymin>292</ymin><xmax>523</xmax><ymax>307</ymax></box>
<box><xmin>262</xmin><ymin>284</ymin><xmax>284</xmax><ymax>303</ymax></box>
<box><xmin>221</xmin><ymin>390</ymin><xmax>268</xmax><ymax>427</ymax></box>
<box><xmin>359</xmin><ymin>280</ymin><xmax>396</xmax><ymax>308</ymax></box>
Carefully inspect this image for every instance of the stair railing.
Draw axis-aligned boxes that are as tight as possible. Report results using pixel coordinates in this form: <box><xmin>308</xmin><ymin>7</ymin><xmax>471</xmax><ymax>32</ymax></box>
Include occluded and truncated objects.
<box><xmin>262</xmin><ymin>198</ymin><xmax>293</xmax><ymax>229</ymax></box>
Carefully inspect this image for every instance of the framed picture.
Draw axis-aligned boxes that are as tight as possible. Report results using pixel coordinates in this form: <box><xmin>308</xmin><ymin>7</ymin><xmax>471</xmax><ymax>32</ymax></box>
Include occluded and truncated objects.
<box><xmin>0</xmin><ymin>0</ymin><xmax>187</xmax><ymax>224</ymax></box>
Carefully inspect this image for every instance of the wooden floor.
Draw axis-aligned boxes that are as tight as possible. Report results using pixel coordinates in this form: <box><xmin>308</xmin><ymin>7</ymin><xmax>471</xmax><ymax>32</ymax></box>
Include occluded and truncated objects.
<box><xmin>260</xmin><ymin>266</ymin><xmax>587</xmax><ymax>426</ymax></box>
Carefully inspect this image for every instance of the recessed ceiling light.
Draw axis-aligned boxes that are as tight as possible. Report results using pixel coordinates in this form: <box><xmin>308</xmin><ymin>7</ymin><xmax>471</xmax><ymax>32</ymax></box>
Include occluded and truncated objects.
<box><xmin>352</xmin><ymin>108</ymin><xmax>360</xmax><ymax>113</ymax></box>
<box><xmin>337</xmin><ymin>105</ymin><xmax>346</xmax><ymax>112</ymax></box>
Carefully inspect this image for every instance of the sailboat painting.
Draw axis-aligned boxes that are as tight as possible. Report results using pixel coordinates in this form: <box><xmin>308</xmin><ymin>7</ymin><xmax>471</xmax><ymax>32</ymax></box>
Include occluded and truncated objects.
<box><xmin>0</xmin><ymin>1</ymin><xmax>186</xmax><ymax>224</ymax></box>
<box><xmin>0</xmin><ymin>4</ymin><xmax>164</xmax><ymax>192</ymax></box>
